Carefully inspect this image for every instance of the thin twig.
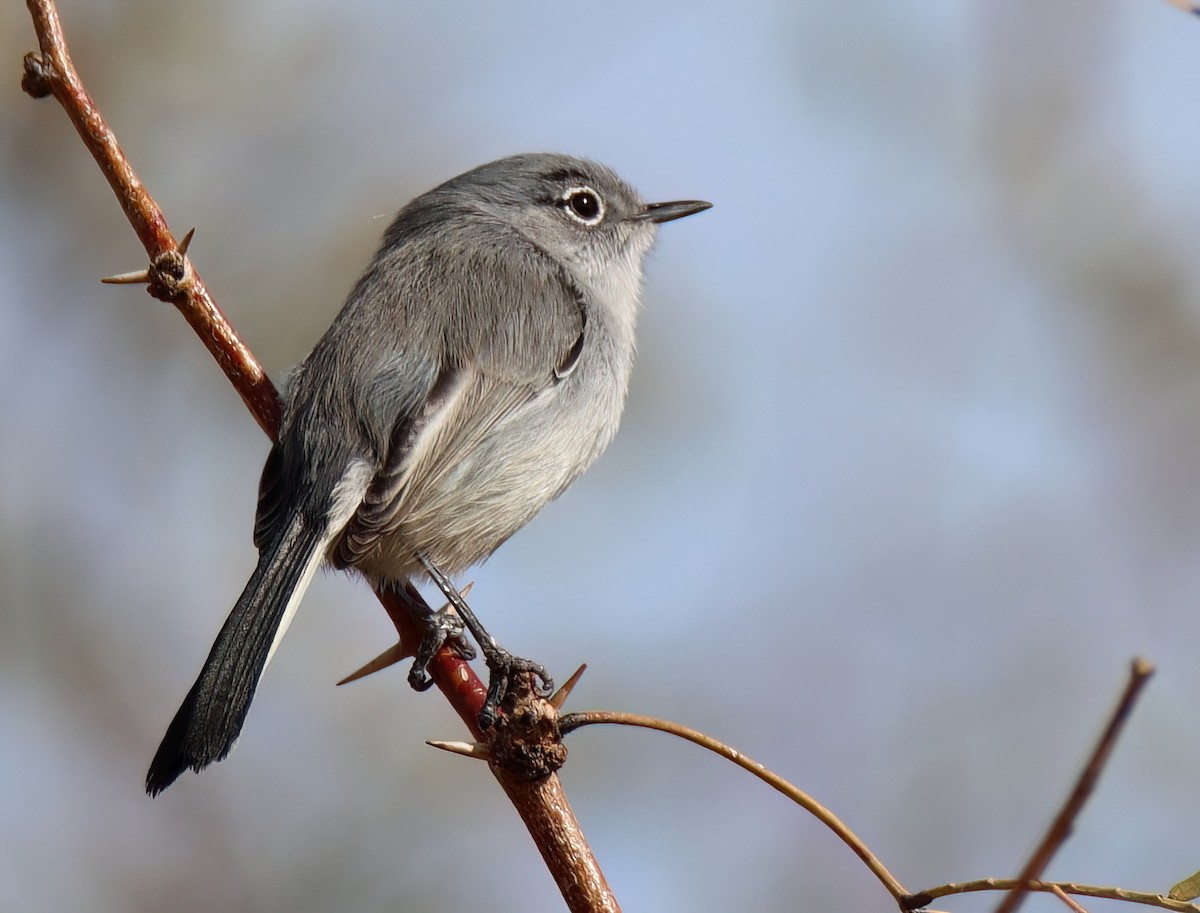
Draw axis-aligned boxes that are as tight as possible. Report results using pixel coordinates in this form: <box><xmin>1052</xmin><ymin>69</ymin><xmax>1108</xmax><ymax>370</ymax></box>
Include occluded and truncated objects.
<box><xmin>21</xmin><ymin>4</ymin><xmax>617</xmax><ymax>910</ymax></box>
<box><xmin>559</xmin><ymin>709</ymin><xmax>912</xmax><ymax>905</ymax></box>
<box><xmin>918</xmin><ymin>879</ymin><xmax>1199</xmax><ymax>913</ymax></box>
<box><xmin>993</xmin><ymin>657</ymin><xmax>1155</xmax><ymax>913</ymax></box>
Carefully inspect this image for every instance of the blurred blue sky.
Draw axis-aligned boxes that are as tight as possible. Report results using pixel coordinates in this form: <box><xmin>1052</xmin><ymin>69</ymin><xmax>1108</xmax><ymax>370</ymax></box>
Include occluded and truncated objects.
<box><xmin>5</xmin><ymin>1</ymin><xmax>1200</xmax><ymax>911</ymax></box>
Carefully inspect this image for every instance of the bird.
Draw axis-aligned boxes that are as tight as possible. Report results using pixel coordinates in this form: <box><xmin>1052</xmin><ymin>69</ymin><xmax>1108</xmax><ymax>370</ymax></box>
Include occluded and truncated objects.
<box><xmin>145</xmin><ymin>152</ymin><xmax>711</xmax><ymax>795</ymax></box>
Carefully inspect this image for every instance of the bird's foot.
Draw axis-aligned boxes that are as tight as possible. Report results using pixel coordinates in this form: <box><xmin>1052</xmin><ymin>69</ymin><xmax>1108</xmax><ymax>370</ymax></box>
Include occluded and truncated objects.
<box><xmin>407</xmin><ymin>602</ymin><xmax>476</xmax><ymax>692</ymax></box>
<box><xmin>478</xmin><ymin>647</ymin><xmax>554</xmax><ymax>729</ymax></box>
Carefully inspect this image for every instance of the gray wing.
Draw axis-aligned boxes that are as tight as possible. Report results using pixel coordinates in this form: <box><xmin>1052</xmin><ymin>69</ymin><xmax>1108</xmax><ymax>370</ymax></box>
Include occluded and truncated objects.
<box><xmin>329</xmin><ymin>224</ymin><xmax>587</xmax><ymax>569</ymax></box>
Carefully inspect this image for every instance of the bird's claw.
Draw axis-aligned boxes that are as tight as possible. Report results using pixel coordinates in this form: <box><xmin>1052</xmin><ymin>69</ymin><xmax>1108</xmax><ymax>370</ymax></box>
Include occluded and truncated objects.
<box><xmin>408</xmin><ymin>604</ymin><xmax>476</xmax><ymax>692</ymax></box>
<box><xmin>478</xmin><ymin>649</ymin><xmax>554</xmax><ymax>729</ymax></box>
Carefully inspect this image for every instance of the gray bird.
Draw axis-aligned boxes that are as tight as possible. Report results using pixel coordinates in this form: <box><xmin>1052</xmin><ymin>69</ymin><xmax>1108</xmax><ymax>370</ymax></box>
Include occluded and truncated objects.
<box><xmin>146</xmin><ymin>152</ymin><xmax>710</xmax><ymax>795</ymax></box>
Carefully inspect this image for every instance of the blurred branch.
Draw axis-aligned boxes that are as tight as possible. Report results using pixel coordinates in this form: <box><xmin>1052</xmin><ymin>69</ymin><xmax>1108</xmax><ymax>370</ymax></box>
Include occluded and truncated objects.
<box><xmin>1165</xmin><ymin>0</ymin><xmax>1200</xmax><ymax>15</ymax></box>
<box><xmin>911</xmin><ymin>659</ymin><xmax>1172</xmax><ymax>913</ymax></box>
<box><xmin>993</xmin><ymin>657</ymin><xmax>1154</xmax><ymax>913</ymax></box>
<box><xmin>20</xmin><ymin>2</ymin><xmax>616</xmax><ymax>910</ymax></box>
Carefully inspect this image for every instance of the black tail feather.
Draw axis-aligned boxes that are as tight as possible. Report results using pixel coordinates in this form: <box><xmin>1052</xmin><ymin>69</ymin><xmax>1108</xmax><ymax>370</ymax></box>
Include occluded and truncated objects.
<box><xmin>146</xmin><ymin>519</ymin><xmax>325</xmax><ymax>796</ymax></box>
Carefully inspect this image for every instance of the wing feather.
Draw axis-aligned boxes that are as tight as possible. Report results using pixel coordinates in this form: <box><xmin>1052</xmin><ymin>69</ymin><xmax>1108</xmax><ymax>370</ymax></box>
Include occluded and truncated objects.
<box><xmin>281</xmin><ymin>213</ymin><xmax>588</xmax><ymax>572</ymax></box>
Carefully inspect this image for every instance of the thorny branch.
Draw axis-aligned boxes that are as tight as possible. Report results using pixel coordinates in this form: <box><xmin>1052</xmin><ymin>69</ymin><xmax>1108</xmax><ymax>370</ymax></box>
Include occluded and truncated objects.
<box><xmin>22</xmin><ymin>0</ymin><xmax>278</xmax><ymax>433</ymax></box>
<box><xmin>20</xmin><ymin>2</ymin><xmax>615</xmax><ymax>911</ymax></box>
<box><xmin>20</xmin><ymin>3</ymin><xmax>1197</xmax><ymax>913</ymax></box>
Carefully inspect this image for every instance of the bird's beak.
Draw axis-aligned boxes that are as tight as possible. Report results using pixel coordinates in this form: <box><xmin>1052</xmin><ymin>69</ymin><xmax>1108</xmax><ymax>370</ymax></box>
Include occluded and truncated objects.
<box><xmin>636</xmin><ymin>199</ymin><xmax>713</xmax><ymax>224</ymax></box>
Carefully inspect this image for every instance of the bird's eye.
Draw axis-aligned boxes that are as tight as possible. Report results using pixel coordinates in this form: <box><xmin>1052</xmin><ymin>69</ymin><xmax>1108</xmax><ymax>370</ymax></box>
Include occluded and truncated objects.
<box><xmin>561</xmin><ymin>187</ymin><xmax>604</xmax><ymax>225</ymax></box>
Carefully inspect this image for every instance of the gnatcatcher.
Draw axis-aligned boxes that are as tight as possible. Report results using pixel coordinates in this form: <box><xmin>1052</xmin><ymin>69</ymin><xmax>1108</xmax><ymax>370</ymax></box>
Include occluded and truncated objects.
<box><xmin>146</xmin><ymin>152</ymin><xmax>710</xmax><ymax>795</ymax></box>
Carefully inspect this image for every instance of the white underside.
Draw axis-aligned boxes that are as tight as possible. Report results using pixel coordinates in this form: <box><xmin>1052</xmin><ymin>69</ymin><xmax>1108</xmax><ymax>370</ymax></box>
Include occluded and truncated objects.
<box><xmin>264</xmin><ymin>459</ymin><xmax>373</xmax><ymax>670</ymax></box>
<box><xmin>263</xmin><ymin>543</ymin><xmax>325</xmax><ymax>669</ymax></box>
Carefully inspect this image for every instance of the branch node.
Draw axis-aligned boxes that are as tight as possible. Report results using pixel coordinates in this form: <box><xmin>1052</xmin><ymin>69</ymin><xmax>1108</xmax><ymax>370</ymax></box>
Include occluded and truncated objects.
<box><xmin>487</xmin><ymin>674</ymin><xmax>567</xmax><ymax>783</ymax></box>
<box><xmin>21</xmin><ymin>50</ymin><xmax>54</xmax><ymax>98</ymax></box>
<box><xmin>146</xmin><ymin>245</ymin><xmax>192</xmax><ymax>301</ymax></box>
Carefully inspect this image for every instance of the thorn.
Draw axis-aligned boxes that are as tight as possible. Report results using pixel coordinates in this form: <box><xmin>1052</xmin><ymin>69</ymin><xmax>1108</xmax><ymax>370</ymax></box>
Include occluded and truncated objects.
<box><xmin>549</xmin><ymin>663</ymin><xmax>587</xmax><ymax>710</ymax></box>
<box><xmin>100</xmin><ymin>268</ymin><xmax>151</xmax><ymax>285</ymax></box>
<box><xmin>177</xmin><ymin>227</ymin><xmax>196</xmax><ymax>255</ymax></box>
<box><xmin>337</xmin><ymin>642</ymin><xmax>411</xmax><ymax>686</ymax></box>
<box><xmin>427</xmin><ymin>739</ymin><xmax>491</xmax><ymax>760</ymax></box>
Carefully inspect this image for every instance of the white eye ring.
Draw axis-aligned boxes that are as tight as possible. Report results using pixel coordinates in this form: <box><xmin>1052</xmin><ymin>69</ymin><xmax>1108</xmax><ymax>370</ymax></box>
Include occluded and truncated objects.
<box><xmin>560</xmin><ymin>186</ymin><xmax>605</xmax><ymax>225</ymax></box>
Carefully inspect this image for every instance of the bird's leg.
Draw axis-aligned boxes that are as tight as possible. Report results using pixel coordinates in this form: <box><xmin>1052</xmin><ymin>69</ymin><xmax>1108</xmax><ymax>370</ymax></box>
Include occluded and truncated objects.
<box><xmin>398</xmin><ymin>580</ymin><xmax>475</xmax><ymax>692</ymax></box>
<box><xmin>415</xmin><ymin>552</ymin><xmax>554</xmax><ymax>728</ymax></box>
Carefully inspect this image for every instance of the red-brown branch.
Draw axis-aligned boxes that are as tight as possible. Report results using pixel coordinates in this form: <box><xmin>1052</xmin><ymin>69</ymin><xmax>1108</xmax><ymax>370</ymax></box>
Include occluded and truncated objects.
<box><xmin>24</xmin><ymin>0</ymin><xmax>280</xmax><ymax>433</ymax></box>
<box><xmin>21</xmin><ymin>2</ymin><xmax>615</xmax><ymax>909</ymax></box>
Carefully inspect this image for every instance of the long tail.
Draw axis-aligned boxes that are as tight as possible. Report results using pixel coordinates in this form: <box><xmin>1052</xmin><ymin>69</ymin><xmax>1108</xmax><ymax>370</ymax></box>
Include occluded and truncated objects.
<box><xmin>146</xmin><ymin>518</ymin><xmax>327</xmax><ymax>796</ymax></box>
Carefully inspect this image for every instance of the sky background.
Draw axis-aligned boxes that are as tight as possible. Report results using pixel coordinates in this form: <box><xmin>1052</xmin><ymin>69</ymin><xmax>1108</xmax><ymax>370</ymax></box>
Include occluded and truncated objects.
<box><xmin>4</xmin><ymin>1</ymin><xmax>1200</xmax><ymax>911</ymax></box>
